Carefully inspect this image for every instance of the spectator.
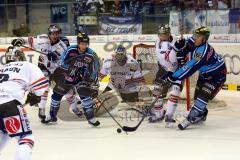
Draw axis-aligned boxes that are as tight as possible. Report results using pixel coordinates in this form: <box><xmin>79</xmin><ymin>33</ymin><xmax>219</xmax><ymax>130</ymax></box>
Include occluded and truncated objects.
<box><xmin>182</xmin><ymin>0</ymin><xmax>195</xmax><ymax>8</ymax></box>
<box><xmin>86</xmin><ymin>0</ymin><xmax>105</xmax><ymax>15</ymax></box>
<box><xmin>129</xmin><ymin>0</ymin><xmax>143</xmax><ymax>16</ymax></box>
<box><xmin>111</xmin><ymin>0</ymin><xmax>126</xmax><ymax>16</ymax></box>
<box><xmin>71</xmin><ymin>0</ymin><xmax>88</xmax><ymax>34</ymax></box>
<box><xmin>217</xmin><ymin>0</ymin><xmax>230</xmax><ymax>9</ymax></box>
<box><xmin>195</xmin><ymin>0</ymin><xmax>205</xmax><ymax>9</ymax></box>
<box><xmin>12</xmin><ymin>24</ymin><xmax>30</xmax><ymax>37</ymax></box>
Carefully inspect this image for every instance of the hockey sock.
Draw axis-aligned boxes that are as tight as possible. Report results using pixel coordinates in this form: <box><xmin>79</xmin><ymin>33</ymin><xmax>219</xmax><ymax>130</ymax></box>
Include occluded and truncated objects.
<box><xmin>165</xmin><ymin>94</ymin><xmax>179</xmax><ymax>119</ymax></box>
<box><xmin>38</xmin><ymin>90</ymin><xmax>49</xmax><ymax>109</ymax></box>
<box><xmin>0</xmin><ymin>131</ymin><xmax>10</xmax><ymax>151</ymax></box>
<box><xmin>50</xmin><ymin>92</ymin><xmax>63</xmax><ymax>119</ymax></box>
<box><xmin>15</xmin><ymin>144</ymin><xmax>32</xmax><ymax>160</ymax></box>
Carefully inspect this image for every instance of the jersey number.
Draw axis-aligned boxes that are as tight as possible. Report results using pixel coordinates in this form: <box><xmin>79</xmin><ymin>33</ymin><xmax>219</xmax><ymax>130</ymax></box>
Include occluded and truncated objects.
<box><xmin>0</xmin><ymin>74</ymin><xmax>9</xmax><ymax>83</ymax></box>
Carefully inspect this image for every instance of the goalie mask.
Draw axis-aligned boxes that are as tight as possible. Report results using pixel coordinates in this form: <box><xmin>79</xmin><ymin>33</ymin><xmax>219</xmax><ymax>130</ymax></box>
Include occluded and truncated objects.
<box><xmin>5</xmin><ymin>46</ymin><xmax>26</xmax><ymax>64</ymax></box>
<box><xmin>114</xmin><ymin>45</ymin><xmax>127</xmax><ymax>66</ymax></box>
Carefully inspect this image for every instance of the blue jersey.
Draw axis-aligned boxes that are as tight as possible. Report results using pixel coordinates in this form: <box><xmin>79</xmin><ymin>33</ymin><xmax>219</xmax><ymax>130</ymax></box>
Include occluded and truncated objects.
<box><xmin>60</xmin><ymin>45</ymin><xmax>100</xmax><ymax>82</ymax></box>
<box><xmin>173</xmin><ymin>38</ymin><xmax>226</xmax><ymax>82</ymax></box>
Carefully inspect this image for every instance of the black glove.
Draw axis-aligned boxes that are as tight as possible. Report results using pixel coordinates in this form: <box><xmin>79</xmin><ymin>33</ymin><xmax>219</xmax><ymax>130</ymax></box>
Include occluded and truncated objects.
<box><xmin>11</xmin><ymin>38</ymin><xmax>25</xmax><ymax>47</ymax></box>
<box><xmin>166</xmin><ymin>74</ymin><xmax>177</xmax><ymax>84</ymax></box>
<box><xmin>175</xmin><ymin>38</ymin><xmax>186</xmax><ymax>50</ymax></box>
<box><xmin>76</xmin><ymin>66</ymin><xmax>93</xmax><ymax>83</ymax></box>
<box><xmin>155</xmin><ymin>71</ymin><xmax>173</xmax><ymax>84</ymax></box>
<box><xmin>177</xmin><ymin>56</ymin><xmax>186</xmax><ymax>67</ymax></box>
<box><xmin>25</xmin><ymin>92</ymin><xmax>41</xmax><ymax>106</ymax></box>
<box><xmin>47</xmin><ymin>52</ymin><xmax>58</xmax><ymax>61</ymax></box>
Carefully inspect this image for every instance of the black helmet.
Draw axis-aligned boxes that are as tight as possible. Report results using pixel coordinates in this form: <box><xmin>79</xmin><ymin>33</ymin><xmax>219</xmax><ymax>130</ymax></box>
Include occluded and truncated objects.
<box><xmin>194</xmin><ymin>26</ymin><xmax>210</xmax><ymax>40</ymax></box>
<box><xmin>158</xmin><ymin>24</ymin><xmax>171</xmax><ymax>34</ymax></box>
<box><xmin>48</xmin><ymin>24</ymin><xmax>62</xmax><ymax>34</ymax></box>
<box><xmin>5</xmin><ymin>46</ymin><xmax>26</xmax><ymax>64</ymax></box>
<box><xmin>77</xmin><ymin>32</ymin><xmax>89</xmax><ymax>44</ymax></box>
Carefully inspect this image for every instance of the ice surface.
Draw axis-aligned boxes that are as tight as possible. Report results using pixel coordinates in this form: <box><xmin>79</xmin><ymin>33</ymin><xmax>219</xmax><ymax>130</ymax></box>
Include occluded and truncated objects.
<box><xmin>1</xmin><ymin>90</ymin><xmax>240</xmax><ymax>160</ymax></box>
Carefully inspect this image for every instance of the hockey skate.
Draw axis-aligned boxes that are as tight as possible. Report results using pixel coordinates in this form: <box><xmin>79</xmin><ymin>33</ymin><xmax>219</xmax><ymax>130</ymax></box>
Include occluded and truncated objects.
<box><xmin>88</xmin><ymin>118</ymin><xmax>100</xmax><ymax>127</ymax></box>
<box><xmin>178</xmin><ymin>108</ymin><xmax>208</xmax><ymax>130</ymax></box>
<box><xmin>165</xmin><ymin>115</ymin><xmax>176</xmax><ymax>128</ymax></box>
<box><xmin>41</xmin><ymin>110</ymin><xmax>58</xmax><ymax>124</ymax></box>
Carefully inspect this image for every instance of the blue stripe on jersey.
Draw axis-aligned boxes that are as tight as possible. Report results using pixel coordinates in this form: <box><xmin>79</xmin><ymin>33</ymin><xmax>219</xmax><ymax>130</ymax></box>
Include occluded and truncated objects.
<box><xmin>200</xmin><ymin>61</ymin><xmax>225</xmax><ymax>73</ymax></box>
<box><xmin>173</xmin><ymin>58</ymin><xmax>197</xmax><ymax>79</ymax></box>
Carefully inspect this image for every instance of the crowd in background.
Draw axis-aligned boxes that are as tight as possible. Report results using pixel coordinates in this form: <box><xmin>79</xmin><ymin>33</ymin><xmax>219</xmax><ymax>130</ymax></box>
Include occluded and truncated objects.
<box><xmin>71</xmin><ymin>0</ymin><xmax>233</xmax><ymax>17</ymax></box>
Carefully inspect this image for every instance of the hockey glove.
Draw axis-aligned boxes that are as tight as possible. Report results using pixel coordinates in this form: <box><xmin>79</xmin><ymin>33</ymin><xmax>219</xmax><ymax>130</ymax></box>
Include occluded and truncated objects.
<box><xmin>174</xmin><ymin>38</ymin><xmax>186</xmax><ymax>51</ymax></box>
<box><xmin>25</xmin><ymin>92</ymin><xmax>41</xmax><ymax>106</ymax></box>
<box><xmin>11</xmin><ymin>38</ymin><xmax>25</xmax><ymax>47</ymax></box>
<box><xmin>47</xmin><ymin>51</ymin><xmax>58</xmax><ymax>61</ymax></box>
<box><xmin>177</xmin><ymin>56</ymin><xmax>186</xmax><ymax>67</ymax></box>
<box><xmin>166</xmin><ymin>74</ymin><xmax>177</xmax><ymax>84</ymax></box>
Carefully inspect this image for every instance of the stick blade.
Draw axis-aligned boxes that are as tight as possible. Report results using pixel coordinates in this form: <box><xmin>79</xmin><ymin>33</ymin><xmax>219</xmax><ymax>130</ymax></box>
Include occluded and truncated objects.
<box><xmin>122</xmin><ymin>126</ymin><xmax>137</xmax><ymax>132</ymax></box>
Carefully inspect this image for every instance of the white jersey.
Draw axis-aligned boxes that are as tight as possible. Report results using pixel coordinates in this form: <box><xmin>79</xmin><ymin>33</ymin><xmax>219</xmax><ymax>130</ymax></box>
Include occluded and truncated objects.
<box><xmin>28</xmin><ymin>34</ymin><xmax>67</xmax><ymax>74</ymax></box>
<box><xmin>100</xmin><ymin>54</ymin><xmax>143</xmax><ymax>91</ymax></box>
<box><xmin>155</xmin><ymin>39</ymin><xmax>178</xmax><ymax>72</ymax></box>
<box><xmin>0</xmin><ymin>61</ymin><xmax>48</xmax><ymax>104</ymax></box>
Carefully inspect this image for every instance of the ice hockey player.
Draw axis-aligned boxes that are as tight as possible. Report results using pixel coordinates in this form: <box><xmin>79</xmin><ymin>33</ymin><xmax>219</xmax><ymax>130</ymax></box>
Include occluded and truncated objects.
<box><xmin>11</xmin><ymin>25</ymin><xmax>81</xmax><ymax>122</ymax></box>
<box><xmin>45</xmin><ymin>32</ymin><xmax>100</xmax><ymax>126</ymax></box>
<box><xmin>149</xmin><ymin>25</ymin><xmax>183</xmax><ymax>124</ymax></box>
<box><xmin>99</xmin><ymin>45</ymin><xmax>144</xmax><ymax>102</ymax></box>
<box><xmin>0</xmin><ymin>46</ymin><xmax>48</xmax><ymax>160</ymax></box>
<box><xmin>161</xmin><ymin>26</ymin><xmax>226</xmax><ymax>130</ymax></box>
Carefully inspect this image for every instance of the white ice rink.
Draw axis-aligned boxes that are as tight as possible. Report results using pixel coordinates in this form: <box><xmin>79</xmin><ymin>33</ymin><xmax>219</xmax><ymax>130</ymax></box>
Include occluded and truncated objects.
<box><xmin>1</xmin><ymin>90</ymin><xmax>240</xmax><ymax>160</ymax></box>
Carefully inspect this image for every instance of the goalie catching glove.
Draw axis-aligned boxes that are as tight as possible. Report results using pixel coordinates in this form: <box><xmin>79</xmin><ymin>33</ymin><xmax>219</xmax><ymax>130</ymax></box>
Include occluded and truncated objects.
<box><xmin>25</xmin><ymin>92</ymin><xmax>41</xmax><ymax>106</ymax></box>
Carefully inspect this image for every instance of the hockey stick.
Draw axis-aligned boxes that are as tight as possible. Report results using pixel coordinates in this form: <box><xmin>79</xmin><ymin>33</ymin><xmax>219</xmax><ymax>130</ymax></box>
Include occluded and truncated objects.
<box><xmin>21</xmin><ymin>45</ymin><xmax>47</xmax><ymax>55</ymax></box>
<box><xmin>121</xmin><ymin>96</ymin><xmax>159</xmax><ymax>132</ymax></box>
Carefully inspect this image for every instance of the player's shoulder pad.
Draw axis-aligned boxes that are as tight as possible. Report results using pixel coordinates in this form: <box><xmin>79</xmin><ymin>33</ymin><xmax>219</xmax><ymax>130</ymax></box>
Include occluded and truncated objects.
<box><xmin>66</xmin><ymin>45</ymin><xmax>78</xmax><ymax>52</ymax></box>
<box><xmin>187</xmin><ymin>37</ymin><xmax>195</xmax><ymax>46</ymax></box>
<box><xmin>57</xmin><ymin>40</ymin><xmax>67</xmax><ymax>48</ymax></box>
<box><xmin>86</xmin><ymin>48</ymin><xmax>98</xmax><ymax>59</ymax></box>
<box><xmin>37</xmin><ymin>34</ymin><xmax>48</xmax><ymax>40</ymax></box>
<box><xmin>193</xmin><ymin>43</ymin><xmax>208</xmax><ymax>61</ymax></box>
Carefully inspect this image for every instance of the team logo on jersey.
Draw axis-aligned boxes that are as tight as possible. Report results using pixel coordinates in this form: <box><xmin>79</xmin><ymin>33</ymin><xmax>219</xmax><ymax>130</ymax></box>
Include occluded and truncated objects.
<box><xmin>84</xmin><ymin>56</ymin><xmax>92</xmax><ymax>63</ymax></box>
<box><xmin>194</xmin><ymin>53</ymin><xmax>203</xmax><ymax>61</ymax></box>
<box><xmin>3</xmin><ymin>115</ymin><xmax>23</xmax><ymax>135</ymax></box>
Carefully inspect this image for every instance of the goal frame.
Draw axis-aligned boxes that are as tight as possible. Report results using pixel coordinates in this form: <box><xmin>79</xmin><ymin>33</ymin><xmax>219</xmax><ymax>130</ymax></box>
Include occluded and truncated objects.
<box><xmin>133</xmin><ymin>43</ymin><xmax>191</xmax><ymax>111</ymax></box>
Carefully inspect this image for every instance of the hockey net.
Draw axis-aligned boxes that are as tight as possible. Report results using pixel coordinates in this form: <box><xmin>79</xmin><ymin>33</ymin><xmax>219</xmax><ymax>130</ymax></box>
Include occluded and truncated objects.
<box><xmin>133</xmin><ymin>43</ymin><xmax>226</xmax><ymax>111</ymax></box>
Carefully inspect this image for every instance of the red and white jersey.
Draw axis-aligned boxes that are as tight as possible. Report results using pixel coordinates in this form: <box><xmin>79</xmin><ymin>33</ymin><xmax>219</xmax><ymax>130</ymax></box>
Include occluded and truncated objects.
<box><xmin>0</xmin><ymin>61</ymin><xmax>48</xmax><ymax>104</ymax></box>
<box><xmin>100</xmin><ymin>54</ymin><xmax>143</xmax><ymax>90</ymax></box>
<box><xmin>28</xmin><ymin>34</ymin><xmax>67</xmax><ymax>73</ymax></box>
<box><xmin>155</xmin><ymin>39</ymin><xmax>178</xmax><ymax>72</ymax></box>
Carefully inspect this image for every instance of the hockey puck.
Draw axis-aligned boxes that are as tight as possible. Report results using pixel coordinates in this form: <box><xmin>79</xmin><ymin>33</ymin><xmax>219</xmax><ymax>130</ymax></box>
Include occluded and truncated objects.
<box><xmin>117</xmin><ymin>128</ymin><xmax>122</xmax><ymax>133</ymax></box>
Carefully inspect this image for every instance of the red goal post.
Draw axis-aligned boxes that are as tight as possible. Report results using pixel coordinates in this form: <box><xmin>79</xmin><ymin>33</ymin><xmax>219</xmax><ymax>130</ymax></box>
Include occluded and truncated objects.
<box><xmin>132</xmin><ymin>43</ymin><xmax>191</xmax><ymax>111</ymax></box>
